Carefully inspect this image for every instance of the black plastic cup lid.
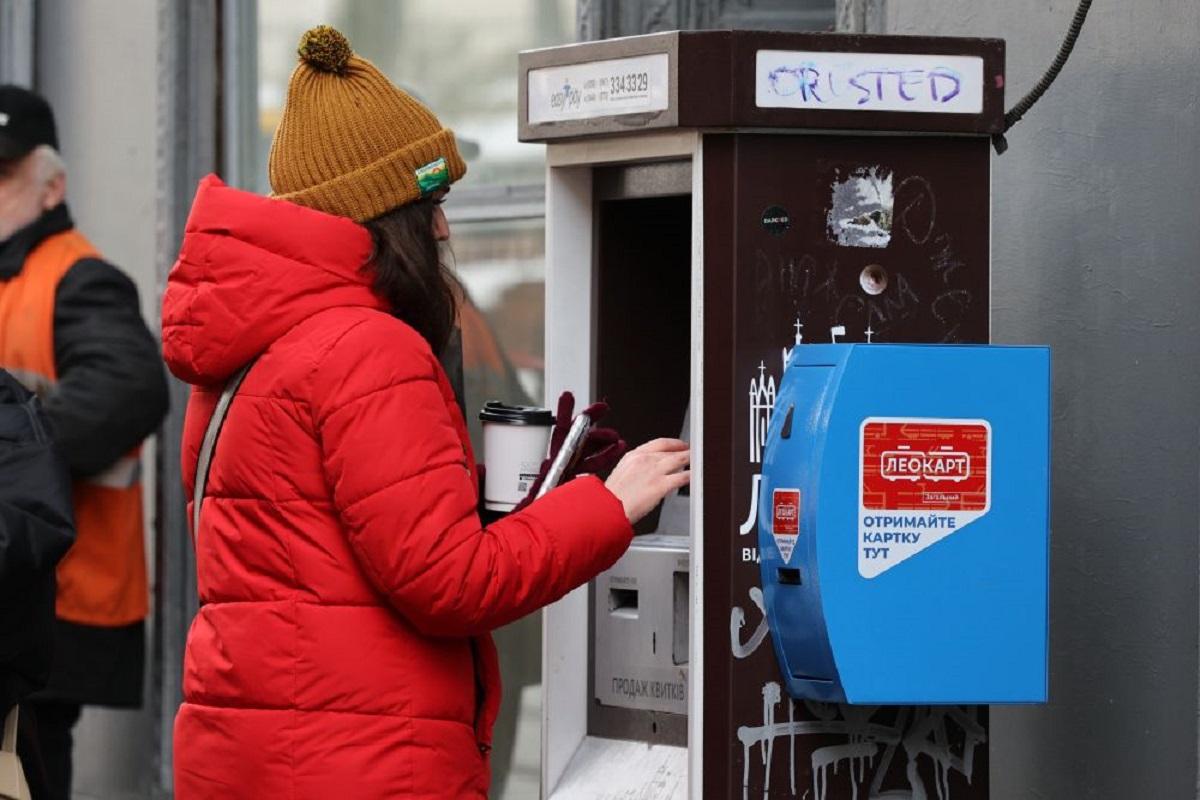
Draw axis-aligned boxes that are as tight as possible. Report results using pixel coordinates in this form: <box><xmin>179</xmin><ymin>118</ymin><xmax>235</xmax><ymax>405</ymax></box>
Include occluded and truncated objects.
<box><xmin>479</xmin><ymin>401</ymin><xmax>554</xmax><ymax>426</ymax></box>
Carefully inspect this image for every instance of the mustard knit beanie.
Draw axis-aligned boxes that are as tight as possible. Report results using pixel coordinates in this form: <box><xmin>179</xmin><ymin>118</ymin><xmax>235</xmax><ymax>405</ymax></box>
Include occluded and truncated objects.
<box><xmin>268</xmin><ymin>25</ymin><xmax>467</xmax><ymax>222</ymax></box>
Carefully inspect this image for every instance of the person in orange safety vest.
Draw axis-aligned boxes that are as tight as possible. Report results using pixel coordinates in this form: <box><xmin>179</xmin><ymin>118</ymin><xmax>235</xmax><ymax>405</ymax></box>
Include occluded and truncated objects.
<box><xmin>0</xmin><ymin>84</ymin><xmax>168</xmax><ymax>800</ymax></box>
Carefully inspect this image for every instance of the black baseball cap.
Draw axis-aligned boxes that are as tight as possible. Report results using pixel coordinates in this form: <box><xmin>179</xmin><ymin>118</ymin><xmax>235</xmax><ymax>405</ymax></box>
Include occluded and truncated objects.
<box><xmin>0</xmin><ymin>85</ymin><xmax>59</xmax><ymax>161</ymax></box>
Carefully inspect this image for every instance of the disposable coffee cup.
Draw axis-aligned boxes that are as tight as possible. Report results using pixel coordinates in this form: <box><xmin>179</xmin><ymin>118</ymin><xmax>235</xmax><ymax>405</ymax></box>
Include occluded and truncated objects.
<box><xmin>479</xmin><ymin>401</ymin><xmax>555</xmax><ymax>512</ymax></box>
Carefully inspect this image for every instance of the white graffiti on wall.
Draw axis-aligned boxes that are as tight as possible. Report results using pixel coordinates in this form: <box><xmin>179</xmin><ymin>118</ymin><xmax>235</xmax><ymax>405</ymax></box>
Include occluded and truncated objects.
<box><xmin>749</xmin><ymin>361</ymin><xmax>777</xmax><ymax>464</ymax></box>
<box><xmin>743</xmin><ymin>352</ymin><xmax>782</xmax><ymax>537</ymax></box>
<box><xmin>739</xmin><ymin>474</ymin><xmax>763</xmax><ymax>537</ymax></box>
<box><xmin>731</xmin><ymin>587</ymin><xmax>770</xmax><ymax>659</ymax></box>
<box><xmin>782</xmin><ymin>317</ymin><xmax>805</xmax><ymax>372</ymax></box>
<box><xmin>728</xmin><ymin>594</ymin><xmax>986</xmax><ymax>800</ymax></box>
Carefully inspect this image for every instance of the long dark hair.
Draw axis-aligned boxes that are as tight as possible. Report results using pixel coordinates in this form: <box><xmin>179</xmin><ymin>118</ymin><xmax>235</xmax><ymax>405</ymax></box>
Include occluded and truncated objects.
<box><xmin>363</xmin><ymin>198</ymin><xmax>461</xmax><ymax>355</ymax></box>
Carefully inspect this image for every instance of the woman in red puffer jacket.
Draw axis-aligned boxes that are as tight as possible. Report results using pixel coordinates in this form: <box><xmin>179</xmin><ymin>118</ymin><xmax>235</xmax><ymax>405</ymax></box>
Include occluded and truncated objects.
<box><xmin>162</xmin><ymin>26</ymin><xmax>688</xmax><ymax>800</ymax></box>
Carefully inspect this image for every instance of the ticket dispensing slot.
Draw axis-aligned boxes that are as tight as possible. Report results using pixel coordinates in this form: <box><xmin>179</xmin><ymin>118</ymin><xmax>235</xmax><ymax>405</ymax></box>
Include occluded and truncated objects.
<box><xmin>589</xmin><ymin>162</ymin><xmax>691</xmax><ymax>745</ymax></box>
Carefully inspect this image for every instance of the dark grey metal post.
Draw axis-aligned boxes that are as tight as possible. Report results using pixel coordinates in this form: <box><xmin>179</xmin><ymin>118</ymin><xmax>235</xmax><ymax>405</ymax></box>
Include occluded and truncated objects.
<box><xmin>0</xmin><ymin>0</ymin><xmax>34</xmax><ymax>86</ymax></box>
<box><xmin>152</xmin><ymin>1</ymin><xmax>220</xmax><ymax>794</ymax></box>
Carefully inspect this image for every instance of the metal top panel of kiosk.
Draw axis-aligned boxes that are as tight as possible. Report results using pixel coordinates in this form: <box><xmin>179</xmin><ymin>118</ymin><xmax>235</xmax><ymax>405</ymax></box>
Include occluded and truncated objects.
<box><xmin>518</xmin><ymin>30</ymin><xmax>1005</xmax><ymax>141</ymax></box>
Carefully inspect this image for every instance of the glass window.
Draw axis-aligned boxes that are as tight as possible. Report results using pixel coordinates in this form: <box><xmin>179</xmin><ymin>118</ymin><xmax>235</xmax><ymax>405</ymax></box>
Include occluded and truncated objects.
<box><xmin>449</xmin><ymin>216</ymin><xmax>547</xmax><ymax>443</ymax></box>
<box><xmin>255</xmin><ymin>0</ymin><xmax>573</xmax><ymax>192</ymax></box>
<box><xmin>252</xmin><ymin>4</ymin><xmax>571</xmax><ymax>796</ymax></box>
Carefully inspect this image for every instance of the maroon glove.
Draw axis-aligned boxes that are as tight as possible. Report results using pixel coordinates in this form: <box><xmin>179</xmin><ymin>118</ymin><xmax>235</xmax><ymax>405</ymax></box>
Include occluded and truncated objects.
<box><xmin>512</xmin><ymin>392</ymin><xmax>627</xmax><ymax>513</ymax></box>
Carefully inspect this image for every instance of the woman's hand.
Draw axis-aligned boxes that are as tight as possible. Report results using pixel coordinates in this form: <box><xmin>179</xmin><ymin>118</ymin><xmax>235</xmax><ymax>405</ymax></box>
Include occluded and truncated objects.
<box><xmin>604</xmin><ymin>438</ymin><xmax>691</xmax><ymax>525</ymax></box>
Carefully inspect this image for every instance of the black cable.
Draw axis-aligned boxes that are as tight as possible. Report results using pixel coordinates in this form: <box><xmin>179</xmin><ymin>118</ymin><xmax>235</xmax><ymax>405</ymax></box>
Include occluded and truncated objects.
<box><xmin>992</xmin><ymin>0</ymin><xmax>1094</xmax><ymax>154</ymax></box>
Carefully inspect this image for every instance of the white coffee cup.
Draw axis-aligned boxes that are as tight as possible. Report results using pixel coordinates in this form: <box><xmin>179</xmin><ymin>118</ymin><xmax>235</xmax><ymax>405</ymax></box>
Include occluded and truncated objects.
<box><xmin>479</xmin><ymin>402</ymin><xmax>555</xmax><ymax>512</ymax></box>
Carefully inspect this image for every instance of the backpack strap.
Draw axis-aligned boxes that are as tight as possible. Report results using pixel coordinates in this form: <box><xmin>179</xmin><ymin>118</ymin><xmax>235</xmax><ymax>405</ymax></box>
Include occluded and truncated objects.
<box><xmin>192</xmin><ymin>362</ymin><xmax>253</xmax><ymax>540</ymax></box>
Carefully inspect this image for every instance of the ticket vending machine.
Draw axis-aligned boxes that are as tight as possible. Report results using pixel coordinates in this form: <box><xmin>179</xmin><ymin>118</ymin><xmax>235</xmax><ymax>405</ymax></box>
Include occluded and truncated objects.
<box><xmin>521</xmin><ymin>30</ymin><xmax>1005</xmax><ymax>799</ymax></box>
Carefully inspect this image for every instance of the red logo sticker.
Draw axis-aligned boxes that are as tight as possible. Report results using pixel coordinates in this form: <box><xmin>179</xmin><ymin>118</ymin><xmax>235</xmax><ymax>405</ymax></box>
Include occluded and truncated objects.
<box><xmin>862</xmin><ymin>420</ymin><xmax>989</xmax><ymax>512</ymax></box>
<box><xmin>773</xmin><ymin>489</ymin><xmax>801</xmax><ymax>535</ymax></box>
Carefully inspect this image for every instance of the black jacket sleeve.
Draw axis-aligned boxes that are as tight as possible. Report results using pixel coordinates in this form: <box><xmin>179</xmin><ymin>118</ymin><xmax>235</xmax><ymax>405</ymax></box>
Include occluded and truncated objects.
<box><xmin>45</xmin><ymin>258</ymin><xmax>169</xmax><ymax>478</ymax></box>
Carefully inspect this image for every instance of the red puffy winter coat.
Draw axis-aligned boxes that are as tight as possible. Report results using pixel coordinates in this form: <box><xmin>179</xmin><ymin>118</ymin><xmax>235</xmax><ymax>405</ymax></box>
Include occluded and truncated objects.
<box><xmin>162</xmin><ymin>175</ymin><xmax>632</xmax><ymax>798</ymax></box>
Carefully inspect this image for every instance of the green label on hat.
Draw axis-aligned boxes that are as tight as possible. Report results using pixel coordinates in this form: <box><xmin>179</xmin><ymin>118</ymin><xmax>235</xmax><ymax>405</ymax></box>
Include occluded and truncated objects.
<box><xmin>415</xmin><ymin>157</ymin><xmax>450</xmax><ymax>195</ymax></box>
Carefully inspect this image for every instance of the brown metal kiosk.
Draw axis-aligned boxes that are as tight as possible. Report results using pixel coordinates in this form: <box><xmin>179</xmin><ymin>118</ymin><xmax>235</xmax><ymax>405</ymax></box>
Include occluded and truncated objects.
<box><xmin>521</xmin><ymin>30</ymin><xmax>1002</xmax><ymax>800</ymax></box>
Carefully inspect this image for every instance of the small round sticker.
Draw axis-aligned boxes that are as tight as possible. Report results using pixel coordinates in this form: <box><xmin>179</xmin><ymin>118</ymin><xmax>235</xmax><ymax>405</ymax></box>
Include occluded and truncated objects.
<box><xmin>762</xmin><ymin>205</ymin><xmax>791</xmax><ymax>236</ymax></box>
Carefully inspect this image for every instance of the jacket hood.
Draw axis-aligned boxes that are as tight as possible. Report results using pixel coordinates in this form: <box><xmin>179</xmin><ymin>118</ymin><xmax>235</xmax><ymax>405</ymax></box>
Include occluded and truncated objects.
<box><xmin>163</xmin><ymin>175</ymin><xmax>386</xmax><ymax>385</ymax></box>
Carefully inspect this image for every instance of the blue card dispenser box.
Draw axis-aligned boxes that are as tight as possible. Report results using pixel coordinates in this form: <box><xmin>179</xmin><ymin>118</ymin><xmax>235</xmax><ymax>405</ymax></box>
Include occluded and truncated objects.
<box><xmin>758</xmin><ymin>344</ymin><xmax>1050</xmax><ymax>704</ymax></box>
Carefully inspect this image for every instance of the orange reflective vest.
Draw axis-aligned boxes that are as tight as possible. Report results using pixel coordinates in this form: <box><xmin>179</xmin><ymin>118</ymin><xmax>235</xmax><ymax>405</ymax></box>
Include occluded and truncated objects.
<box><xmin>0</xmin><ymin>228</ymin><xmax>148</xmax><ymax>627</ymax></box>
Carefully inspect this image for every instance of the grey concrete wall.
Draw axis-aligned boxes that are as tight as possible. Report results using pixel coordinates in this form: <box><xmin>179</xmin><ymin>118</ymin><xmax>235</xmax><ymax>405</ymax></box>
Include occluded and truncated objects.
<box><xmin>887</xmin><ymin>2</ymin><xmax>1200</xmax><ymax>798</ymax></box>
<box><xmin>36</xmin><ymin>1</ymin><xmax>163</xmax><ymax>798</ymax></box>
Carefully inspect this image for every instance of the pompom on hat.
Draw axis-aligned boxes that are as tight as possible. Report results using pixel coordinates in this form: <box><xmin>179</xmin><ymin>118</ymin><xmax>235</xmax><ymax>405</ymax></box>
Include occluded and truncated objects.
<box><xmin>268</xmin><ymin>25</ymin><xmax>466</xmax><ymax>222</ymax></box>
